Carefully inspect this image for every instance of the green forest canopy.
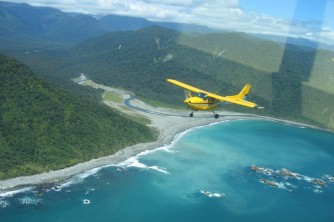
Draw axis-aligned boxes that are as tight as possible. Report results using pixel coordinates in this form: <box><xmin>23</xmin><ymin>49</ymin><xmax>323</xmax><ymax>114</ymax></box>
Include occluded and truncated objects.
<box><xmin>0</xmin><ymin>54</ymin><xmax>156</xmax><ymax>179</ymax></box>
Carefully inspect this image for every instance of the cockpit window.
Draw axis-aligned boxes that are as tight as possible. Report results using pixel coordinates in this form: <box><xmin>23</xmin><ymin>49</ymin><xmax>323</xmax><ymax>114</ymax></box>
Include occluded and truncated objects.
<box><xmin>198</xmin><ymin>92</ymin><xmax>208</xmax><ymax>100</ymax></box>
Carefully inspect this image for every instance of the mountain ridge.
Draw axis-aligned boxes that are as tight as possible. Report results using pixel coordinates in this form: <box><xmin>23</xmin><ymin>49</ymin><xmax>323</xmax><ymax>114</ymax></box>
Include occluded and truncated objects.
<box><xmin>1</xmin><ymin>1</ymin><xmax>331</xmax><ymax>52</ymax></box>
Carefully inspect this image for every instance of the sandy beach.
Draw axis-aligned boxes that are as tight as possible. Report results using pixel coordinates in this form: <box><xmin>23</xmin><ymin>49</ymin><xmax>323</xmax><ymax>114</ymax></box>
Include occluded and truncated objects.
<box><xmin>0</xmin><ymin>75</ymin><xmax>316</xmax><ymax>193</ymax></box>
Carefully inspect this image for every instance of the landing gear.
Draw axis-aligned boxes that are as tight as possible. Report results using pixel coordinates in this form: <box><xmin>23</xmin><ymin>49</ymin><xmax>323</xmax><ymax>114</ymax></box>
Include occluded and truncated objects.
<box><xmin>213</xmin><ymin>111</ymin><xmax>219</xmax><ymax>119</ymax></box>
<box><xmin>188</xmin><ymin>110</ymin><xmax>219</xmax><ymax>119</ymax></box>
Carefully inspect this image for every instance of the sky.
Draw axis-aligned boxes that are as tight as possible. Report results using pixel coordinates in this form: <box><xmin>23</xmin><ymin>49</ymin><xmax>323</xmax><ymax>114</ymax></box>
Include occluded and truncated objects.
<box><xmin>4</xmin><ymin>0</ymin><xmax>334</xmax><ymax>45</ymax></box>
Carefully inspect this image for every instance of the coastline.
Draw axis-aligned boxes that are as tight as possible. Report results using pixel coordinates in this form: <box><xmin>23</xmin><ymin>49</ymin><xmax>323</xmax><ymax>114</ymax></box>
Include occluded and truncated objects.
<box><xmin>0</xmin><ymin>75</ymin><xmax>220</xmax><ymax>192</ymax></box>
<box><xmin>0</xmin><ymin>75</ymin><xmax>326</xmax><ymax>193</ymax></box>
<box><xmin>0</xmin><ymin>115</ymin><xmax>218</xmax><ymax>192</ymax></box>
<box><xmin>0</xmin><ymin>114</ymin><xmax>316</xmax><ymax>193</ymax></box>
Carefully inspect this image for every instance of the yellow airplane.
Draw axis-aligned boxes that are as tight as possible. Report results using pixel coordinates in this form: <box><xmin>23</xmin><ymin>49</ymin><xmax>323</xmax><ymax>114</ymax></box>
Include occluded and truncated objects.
<box><xmin>167</xmin><ymin>79</ymin><xmax>263</xmax><ymax>119</ymax></box>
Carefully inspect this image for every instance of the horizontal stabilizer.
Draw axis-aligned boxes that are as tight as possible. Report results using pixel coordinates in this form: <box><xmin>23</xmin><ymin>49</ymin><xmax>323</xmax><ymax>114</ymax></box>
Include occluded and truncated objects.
<box><xmin>227</xmin><ymin>84</ymin><xmax>251</xmax><ymax>100</ymax></box>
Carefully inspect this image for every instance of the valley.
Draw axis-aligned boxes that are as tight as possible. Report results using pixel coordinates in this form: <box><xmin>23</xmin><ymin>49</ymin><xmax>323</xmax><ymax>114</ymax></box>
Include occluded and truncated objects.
<box><xmin>1</xmin><ymin>2</ymin><xmax>333</xmax><ymax>131</ymax></box>
<box><xmin>12</xmin><ymin>25</ymin><xmax>333</xmax><ymax>130</ymax></box>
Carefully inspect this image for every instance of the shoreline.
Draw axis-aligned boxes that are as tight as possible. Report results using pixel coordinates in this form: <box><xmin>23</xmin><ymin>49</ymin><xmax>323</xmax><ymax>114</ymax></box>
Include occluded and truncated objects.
<box><xmin>0</xmin><ymin>114</ymin><xmax>321</xmax><ymax>193</ymax></box>
<box><xmin>0</xmin><ymin>115</ymin><xmax>220</xmax><ymax>192</ymax></box>
<box><xmin>0</xmin><ymin>76</ymin><xmax>329</xmax><ymax>193</ymax></box>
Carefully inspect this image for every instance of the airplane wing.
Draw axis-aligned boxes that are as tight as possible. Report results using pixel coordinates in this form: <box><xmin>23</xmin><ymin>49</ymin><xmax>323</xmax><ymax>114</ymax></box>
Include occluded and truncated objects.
<box><xmin>167</xmin><ymin>79</ymin><xmax>211</xmax><ymax>94</ymax></box>
<box><xmin>167</xmin><ymin>79</ymin><xmax>263</xmax><ymax>109</ymax></box>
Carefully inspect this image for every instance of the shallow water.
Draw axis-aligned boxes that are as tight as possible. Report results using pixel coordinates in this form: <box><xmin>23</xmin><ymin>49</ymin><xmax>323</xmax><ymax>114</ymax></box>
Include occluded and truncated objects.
<box><xmin>1</xmin><ymin>119</ymin><xmax>334</xmax><ymax>222</ymax></box>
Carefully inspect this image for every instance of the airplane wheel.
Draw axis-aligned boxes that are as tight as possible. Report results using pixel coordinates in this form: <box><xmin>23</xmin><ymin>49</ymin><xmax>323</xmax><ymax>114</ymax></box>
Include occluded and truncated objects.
<box><xmin>190</xmin><ymin>113</ymin><xmax>193</xmax><ymax>117</ymax></box>
<box><xmin>214</xmin><ymin>114</ymin><xmax>219</xmax><ymax>119</ymax></box>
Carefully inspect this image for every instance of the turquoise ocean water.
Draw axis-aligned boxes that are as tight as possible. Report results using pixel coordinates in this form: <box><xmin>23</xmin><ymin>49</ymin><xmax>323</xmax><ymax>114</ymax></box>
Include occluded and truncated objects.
<box><xmin>1</xmin><ymin>119</ymin><xmax>334</xmax><ymax>222</ymax></box>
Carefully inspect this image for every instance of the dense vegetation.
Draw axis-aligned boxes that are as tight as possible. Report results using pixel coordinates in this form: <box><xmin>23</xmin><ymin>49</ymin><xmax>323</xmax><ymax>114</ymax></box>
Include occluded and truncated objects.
<box><xmin>15</xmin><ymin>26</ymin><xmax>333</xmax><ymax>129</ymax></box>
<box><xmin>0</xmin><ymin>55</ymin><xmax>156</xmax><ymax>179</ymax></box>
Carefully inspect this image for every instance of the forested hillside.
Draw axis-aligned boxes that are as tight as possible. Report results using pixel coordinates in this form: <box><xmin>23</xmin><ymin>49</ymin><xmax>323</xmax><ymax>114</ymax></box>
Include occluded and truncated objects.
<box><xmin>15</xmin><ymin>26</ymin><xmax>334</xmax><ymax>130</ymax></box>
<box><xmin>0</xmin><ymin>54</ymin><xmax>156</xmax><ymax>179</ymax></box>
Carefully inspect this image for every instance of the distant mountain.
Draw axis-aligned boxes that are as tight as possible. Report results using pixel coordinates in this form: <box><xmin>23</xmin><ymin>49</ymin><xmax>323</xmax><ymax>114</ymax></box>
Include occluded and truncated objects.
<box><xmin>99</xmin><ymin>14</ymin><xmax>216</xmax><ymax>33</ymax></box>
<box><xmin>0</xmin><ymin>1</ymin><xmax>109</xmax><ymax>50</ymax></box>
<box><xmin>252</xmin><ymin>33</ymin><xmax>334</xmax><ymax>51</ymax></box>
<box><xmin>0</xmin><ymin>54</ymin><xmax>156</xmax><ymax>179</ymax></box>
<box><xmin>99</xmin><ymin>14</ymin><xmax>152</xmax><ymax>31</ymax></box>
<box><xmin>0</xmin><ymin>1</ymin><xmax>216</xmax><ymax>52</ymax></box>
<box><xmin>154</xmin><ymin>21</ymin><xmax>219</xmax><ymax>33</ymax></box>
<box><xmin>16</xmin><ymin>26</ymin><xmax>333</xmax><ymax>130</ymax></box>
<box><xmin>2</xmin><ymin>1</ymin><xmax>330</xmax><ymax>53</ymax></box>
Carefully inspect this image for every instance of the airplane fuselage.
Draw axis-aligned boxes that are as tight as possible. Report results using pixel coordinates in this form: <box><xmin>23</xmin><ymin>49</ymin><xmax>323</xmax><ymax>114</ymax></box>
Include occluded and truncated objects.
<box><xmin>184</xmin><ymin>96</ymin><xmax>219</xmax><ymax>111</ymax></box>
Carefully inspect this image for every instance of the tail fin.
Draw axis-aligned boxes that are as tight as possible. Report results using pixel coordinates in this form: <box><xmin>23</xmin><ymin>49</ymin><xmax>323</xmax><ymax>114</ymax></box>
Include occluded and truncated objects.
<box><xmin>229</xmin><ymin>84</ymin><xmax>251</xmax><ymax>100</ymax></box>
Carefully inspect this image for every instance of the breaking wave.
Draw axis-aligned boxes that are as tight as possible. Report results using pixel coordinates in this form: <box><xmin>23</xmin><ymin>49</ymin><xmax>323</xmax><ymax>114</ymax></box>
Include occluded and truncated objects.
<box><xmin>0</xmin><ymin>187</ymin><xmax>33</xmax><ymax>198</ymax></box>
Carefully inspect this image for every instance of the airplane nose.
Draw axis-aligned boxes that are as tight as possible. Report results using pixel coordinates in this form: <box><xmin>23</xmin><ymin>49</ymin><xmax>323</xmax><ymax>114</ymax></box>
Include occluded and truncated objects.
<box><xmin>184</xmin><ymin>98</ymin><xmax>191</xmax><ymax>103</ymax></box>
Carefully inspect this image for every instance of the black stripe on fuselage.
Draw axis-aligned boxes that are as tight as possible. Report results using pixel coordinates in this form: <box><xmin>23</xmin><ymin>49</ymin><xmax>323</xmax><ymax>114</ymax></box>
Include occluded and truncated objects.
<box><xmin>187</xmin><ymin>103</ymin><xmax>215</xmax><ymax>105</ymax></box>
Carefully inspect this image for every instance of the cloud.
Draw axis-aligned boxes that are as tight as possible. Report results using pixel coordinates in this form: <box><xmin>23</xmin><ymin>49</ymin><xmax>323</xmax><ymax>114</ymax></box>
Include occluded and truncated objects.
<box><xmin>4</xmin><ymin>0</ymin><xmax>334</xmax><ymax>44</ymax></box>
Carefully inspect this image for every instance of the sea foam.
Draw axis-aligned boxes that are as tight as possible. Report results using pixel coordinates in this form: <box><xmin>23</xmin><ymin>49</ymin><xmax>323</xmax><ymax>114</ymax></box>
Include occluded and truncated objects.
<box><xmin>199</xmin><ymin>190</ymin><xmax>225</xmax><ymax>198</ymax></box>
<box><xmin>116</xmin><ymin>156</ymin><xmax>170</xmax><ymax>174</ymax></box>
<box><xmin>0</xmin><ymin>187</ymin><xmax>33</xmax><ymax>198</ymax></box>
<box><xmin>120</xmin><ymin>121</ymin><xmax>230</xmax><ymax>174</ymax></box>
